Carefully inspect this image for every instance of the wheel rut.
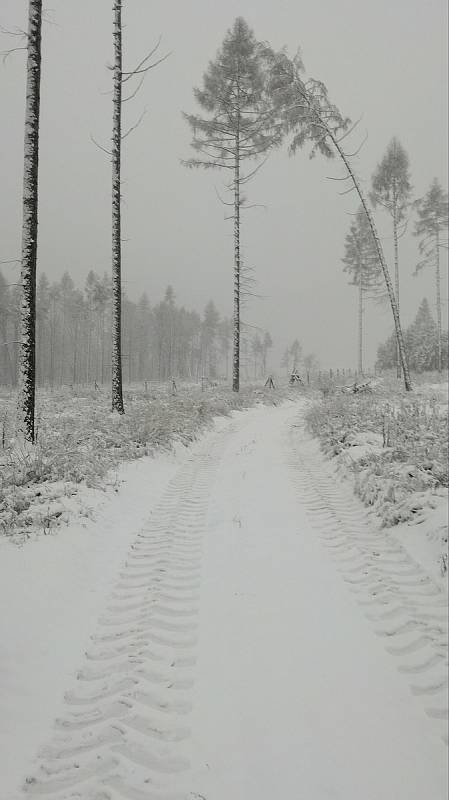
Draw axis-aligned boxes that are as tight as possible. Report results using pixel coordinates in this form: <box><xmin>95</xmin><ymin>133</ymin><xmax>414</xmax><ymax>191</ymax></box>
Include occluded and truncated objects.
<box><xmin>286</xmin><ymin>416</ymin><xmax>448</xmax><ymax>744</ymax></box>
<box><xmin>20</xmin><ymin>424</ymin><xmax>234</xmax><ymax>800</ymax></box>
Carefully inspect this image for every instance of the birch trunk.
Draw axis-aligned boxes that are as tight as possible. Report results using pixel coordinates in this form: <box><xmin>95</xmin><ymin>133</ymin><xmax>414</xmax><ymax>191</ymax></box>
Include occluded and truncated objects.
<box><xmin>232</xmin><ymin>124</ymin><xmax>241</xmax><ymax>392</ymax></box>
<box><xmin>18</xmin><ymin>0</ymin><xmax>42</xmax><ymax>441</ymax></box>
<box><xmin>435</xmin><ymin>228</ymin><xmax>442</xmax><ymax>373</ymax></box>
<box><xmin>111</xmin><ymin>0</ymin><xmax>124</xmax><ymax>413</ymax></box>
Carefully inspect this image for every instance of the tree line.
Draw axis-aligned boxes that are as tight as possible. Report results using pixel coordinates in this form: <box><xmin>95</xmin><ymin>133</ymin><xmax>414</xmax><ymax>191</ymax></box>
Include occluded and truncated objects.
<box><xmin>376</xmin><ymin>298</ymin><xmax>448</xmax><ymax>374</ymax></box>
<box><xmin>0</xmin><ymin>269</ymin><xmax>247</xmax><ymax>387</ymax></box>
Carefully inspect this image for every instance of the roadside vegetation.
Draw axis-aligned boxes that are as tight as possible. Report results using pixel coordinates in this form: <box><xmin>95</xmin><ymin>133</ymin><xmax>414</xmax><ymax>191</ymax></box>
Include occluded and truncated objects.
<box><xmin>305</xmin><ymin>376</ymin><xmax>448</xmax><ymax>551</ymax></box>
<box><xmin>0</xmin><ymin>383</ymin><xmax>282</xmax><ymax>538</ymax></box>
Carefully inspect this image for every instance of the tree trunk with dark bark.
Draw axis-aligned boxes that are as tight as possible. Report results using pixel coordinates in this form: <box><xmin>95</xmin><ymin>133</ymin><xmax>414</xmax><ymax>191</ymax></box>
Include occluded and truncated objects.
<box><xmin>18</xmin><ymin>0</ymin><xmax>43</xmax><ymax>441</ymax></box>
<box><xmin>393</xmin><ymin>198</ymin><xmax>401</xmax><ymax>379</ymax></box>
<box><xmin>358</xmin><ymin>266</ymin><xmax>363</xmax><ymax>375</ymax></box>
<box><xmin>232</xmin><ymin>131</ymin><xmax>241</xmax><ymax>393</ymax></box>
<box><xmin>435</xmin><ymin>228</ymin><xmax>442</xmax><ymax>373</ymax></box>
<box><xmin>111</xmin><ymin>0</ymin><xmax>124</xmax><ymax>413</ymax></box>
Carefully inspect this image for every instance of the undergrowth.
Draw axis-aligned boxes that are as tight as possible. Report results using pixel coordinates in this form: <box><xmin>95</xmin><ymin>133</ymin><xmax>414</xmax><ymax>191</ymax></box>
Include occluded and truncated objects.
<box><xmin>305</xmin><ymin>381</ymin><xmax>448</xmax><ymax>529</ymax></box>
<box><xmin>0</xmin><ymin>383</ymin><xmax>282</xmax><ymax>538</ymax></box>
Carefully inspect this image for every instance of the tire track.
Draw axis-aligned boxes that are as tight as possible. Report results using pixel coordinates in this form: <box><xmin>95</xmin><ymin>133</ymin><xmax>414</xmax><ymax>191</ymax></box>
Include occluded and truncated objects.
<box><xmin>286</xmin><ymin>416</ymin><xmax>448</xmax><ymax>744</ymax></box>
<box><xmin>21</xmin><ymin>423</ymin><xmax>234</xmax><ymax>800</ymax></box>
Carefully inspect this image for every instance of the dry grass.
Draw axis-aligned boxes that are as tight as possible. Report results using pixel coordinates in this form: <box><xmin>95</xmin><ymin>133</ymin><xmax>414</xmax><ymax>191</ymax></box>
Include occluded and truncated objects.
<box><xmin>305</xmin><ymin>376</ymin><xmax>448</xmax><ymax>528</ymax></box>
<box><xmin>0</xmin><ymin>382</ymin><xmax>283</xmax><ymax>537</ymax></box>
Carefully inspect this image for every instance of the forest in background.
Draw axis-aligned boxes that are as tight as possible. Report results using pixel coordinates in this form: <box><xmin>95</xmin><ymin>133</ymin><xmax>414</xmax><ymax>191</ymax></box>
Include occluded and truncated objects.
<box><xmin>0</xmin><ymin>268</ymin><xmax>278</xmax><ymax>387</ymax></box>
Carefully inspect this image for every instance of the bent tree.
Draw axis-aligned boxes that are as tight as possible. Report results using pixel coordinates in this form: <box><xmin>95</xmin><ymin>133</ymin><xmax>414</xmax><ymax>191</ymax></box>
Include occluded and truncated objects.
<box><xmin>183</xmin><ymin>18</ymin><xmax>281</xmax><ymax>392</ymax></box>
<box><xmin>342</xmin><ymin>206</ymin><xmax>383</xmax><ymax>374</ymax></box>
<box><xmin>413</xmin><ymin>179</ymin><xmax>448</xmax><ymax>373</ymax></box>
<box><xmin>19</xmin><ymin>0</ymin><xmax>43</xmax><ymax>441</ymax></box>
<box><xmin>371</xmin><ymin>138</ymin><xmax>412</xmax><ymax>377</ymax></box>
<box><xmin>268</xmin><ymin>51</ymin><xmax>412</xmax><ymax>390</ymax></box>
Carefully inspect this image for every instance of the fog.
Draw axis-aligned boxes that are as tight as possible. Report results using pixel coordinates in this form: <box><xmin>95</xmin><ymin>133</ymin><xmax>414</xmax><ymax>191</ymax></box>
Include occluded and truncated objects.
<box><xmin>1</xmin><ymin>0</ymin><xmax>447</xmax><ymax>371</ymax></box>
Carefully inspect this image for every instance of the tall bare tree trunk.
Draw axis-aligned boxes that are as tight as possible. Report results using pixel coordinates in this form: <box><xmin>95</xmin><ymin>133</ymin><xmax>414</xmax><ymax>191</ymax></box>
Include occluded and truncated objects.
<box><xmin>435</xmin><ymin>228</ymin><xmax>442</xmax><ymax>373</ymax></box>
<box><xmin>358</xmin><ymin>266</ymin><xmax>363</xmax><ymax>375</ymax></box>
<box><xmin>393</xmin><ymin>201</ymin><xmax>401</xmax><ymax>379</ymax></box>
<box><xmin>232</xmin><ymin>123</ymin><xmax>240</xmax><ymax>392</ymax></box>
<box><xmin>18</xmin><ymin>0</ymin><xmax>42</xmax><ymax>441</ymax></box>
<box><xmin>111</xmin><ymin>0</ymin><xmax>124</xmax><ymax>413</ymax></box>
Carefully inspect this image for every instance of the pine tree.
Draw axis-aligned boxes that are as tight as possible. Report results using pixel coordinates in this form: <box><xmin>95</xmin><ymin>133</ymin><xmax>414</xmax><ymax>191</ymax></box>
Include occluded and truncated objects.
<box><xmin>0</xmin><ymin>271</ymin><xmax>15</xmax><ymax>384</ymax></box>
<box><xmin>251</xmin><ymin>334</ymin><xmax>263</xmax><ymax>378</ymax></box>
<box><xmin>36</xmin><ymin>272</ymin><xmax>50</xmax><ymax>384</ymax></box>
<box><xmin>262</xmin><ymin>331</ymin><xmax>273</xmax><ymax>374</ymax></box>
<box><xmin>183</xmin><ymin>18</ymin><xmax>281</xmax><ymax>392</ymax></box>
<box><xmin>289</xmin><ymin>339</ymin><xmax>302</xmax><ymax>371</ymax></box>
<box><xmin>202</xmin><ymin>301</ymin><xmax>220</xmax><ymax>378</ymax></box>
<box><xmin>371</xmin><ymin>138</ymin><xmax>412</xmax><ymax>377</ymax></box>
<box><xmin>218</xmin><ymin>318</ymin><xmax>232</xmax><ymax>379</ymax></box>
<box><xmin>303</xmin><ymin>353</ymin><xmax>318</xmax><ymax>384</ymax></box>
<box><xmin>342</xmin><ymin>206</ymin><xmax>383</xmax><ymax>373</ymax></box>
<box><xmin>407</xmin><ymin>298</ymin><xmax>438</xmax><ymax>372</ymax></box>
<box><xmin>280</xmin><ymin>347</ymin><xmax>290</xmax><ymax>376</ymax></box>
<box><xmin>376</xmin><ymin>297</ymin><xmax>447</xmax><ymax>373</ymax></box>
<box><xmin>18</xmin><ymin>0</ymin><xmax>43</xmax><ymax>441</ymax></box>
<box><xmin>413</xmin><ymin>179</ymin><xmax>448</xmax><ymax>373</ymax></box>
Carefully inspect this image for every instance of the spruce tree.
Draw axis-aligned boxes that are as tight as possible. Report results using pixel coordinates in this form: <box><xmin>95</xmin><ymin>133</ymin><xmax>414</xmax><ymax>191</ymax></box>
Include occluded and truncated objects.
<box><xmin>413</xmin><ymin>179</ymin><xmax>448</xmax><ymax>373</ymax></box>
<box><xmin>407</xmin><ymin>298</ymin><xmax>438</xmax><ymax>372</ymax></box>
<box><xmin>183</xmin><ymin>18</ymin><xmax>281</xmax><ymax>392</ymax></box>
<box><xmin>371</xmin><ymin>138</ymin><xmax>412</xmax><ymax>377</ymax></box>
<box><xmin>342</xmin><ymin>206</ymin><xmax>383</xmax><ymax>373</ymax></box>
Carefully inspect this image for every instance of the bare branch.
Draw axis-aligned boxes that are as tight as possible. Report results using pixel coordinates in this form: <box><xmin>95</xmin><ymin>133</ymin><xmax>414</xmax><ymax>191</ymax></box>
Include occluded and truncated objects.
<box><xmin>240</xmin><ymin>156</ymin><xmax>269</xmax><ymax>185</ymax></box>
<box><xmin>335</xmin><ymin>116</ymin><xmax>362</xmax><ymax>144</ymax></box>
<box><xmin>121</xmin><ymin>108</ymin><xmax>147</xmax><ymax>140</ymax></box>
<box><xmin>338</xmin><ymin>185</ymin><xmax>357</xmax><ymax>196</ymax></box>
<box><xmin>122</xmin><ymin>51</ymin><xmax>171</xmax><ymax>82</ymax></box>
<box><xmin>0</xmin><ymin>24</ymin><xmax>27</xmax><ymax>38</ymax></box>
<box><xmin>241</xmin><ymin>202</ymin><xmax>267</xmax><ymax>211</ymax></box>
<box><xmin>121</xmin><ymin>72</ymin><xmax>146</xmax><ymax>102</ymax></box>
<box><xmin>90</xmin><ymin>134</ymin><xmax>112</xmax><ymax>156</ymax></box>
<box><xmin>325</xmin><ymin>173</ymin><xmax>351</xmax><ymax>182</ymax></box>
<box><xmin>214</xmin><ymin>186</ymin><xmax>233</xmax><ymax>207</ymax></box>
<box><xmin>344</xmin><ymin>131</ymin><xmax>368</xmax><ymax>158</ymax></box>
<box><xmin>122</xmin><ymin>35</ymin><xmax>162</xmax><ymax>77</ymax></box>
<box><xmin>1</xmin><ymin>46</ymin><xmax>27</xmax><ymax>63</ymax></box>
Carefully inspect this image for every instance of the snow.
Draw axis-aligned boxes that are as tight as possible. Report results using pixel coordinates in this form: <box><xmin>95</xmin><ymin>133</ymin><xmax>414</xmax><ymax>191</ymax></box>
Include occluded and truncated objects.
<box><xmin>189</xmin><ymin>403</ymin><xmax>447</xmax><ymax>800</ymax></box>
<box><xmin>0</xmin><ymin>401</ymin><xmax>447</xmax><ymax>799</ymax></box>
<box><xmin>0</xmin><ymin>444</ymin><xmax>190</xmax><ymax>798</ymax></box>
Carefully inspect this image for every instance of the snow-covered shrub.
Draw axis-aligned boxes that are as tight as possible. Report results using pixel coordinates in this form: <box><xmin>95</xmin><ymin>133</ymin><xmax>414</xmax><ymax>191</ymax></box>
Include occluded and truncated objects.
<box><xmin>0</xmin><ymin>383</ymin><xmax>281</xmax><ymax>538</ymax></box>
<box><xmin>305</xmin><ymin>380</ymin><xmax>448</xmax><ymax>528</ymax></box>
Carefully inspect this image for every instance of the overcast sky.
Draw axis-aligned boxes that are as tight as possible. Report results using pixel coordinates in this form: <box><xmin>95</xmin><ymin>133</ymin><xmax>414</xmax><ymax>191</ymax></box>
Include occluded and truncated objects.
<box><xmin>1</xmin><ymin>0</ymin><xmax>447</xmax><ymax>370</ymax></box>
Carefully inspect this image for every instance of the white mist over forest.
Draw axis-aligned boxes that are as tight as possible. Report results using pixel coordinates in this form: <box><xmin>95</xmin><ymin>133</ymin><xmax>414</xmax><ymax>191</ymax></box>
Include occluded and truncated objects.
<box><xmin>1</xmin><ymin>0</ymin><xmax>447</xmax><ymax>373</ymax></box>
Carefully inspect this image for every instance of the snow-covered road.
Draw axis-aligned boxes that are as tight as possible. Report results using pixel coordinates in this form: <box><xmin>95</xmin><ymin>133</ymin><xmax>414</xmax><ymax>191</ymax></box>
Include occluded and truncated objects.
<box><xmin>1</xmin><ymin>401</ymin><xmax>447</xmax><ymax>799</ymax></box>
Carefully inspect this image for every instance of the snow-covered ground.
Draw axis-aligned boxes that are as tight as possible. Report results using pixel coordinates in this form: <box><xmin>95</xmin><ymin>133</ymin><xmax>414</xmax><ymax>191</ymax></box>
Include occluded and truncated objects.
<box><xmin>305</xmin><ymin>378</ymin><xmax>448</xmax><ymax>579</ymax></box>
<box><xmin>0</xmin><ymin>401</ymin><xmax>447</xmax><ymax>799</ymax></box>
